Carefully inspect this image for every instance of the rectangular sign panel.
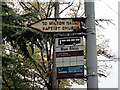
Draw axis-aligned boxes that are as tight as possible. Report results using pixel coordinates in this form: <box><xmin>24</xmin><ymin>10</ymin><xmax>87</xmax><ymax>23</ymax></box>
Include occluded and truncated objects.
<box><xmin>55</xmin><ymin>36</ymin><xmax>84</xmax><ymax>67</ymax></box>
<box><xmin>55</xmin><ymin>37</ymin><xmax>83</xmax><ymax>46</ymax></box>
<box><xmin>55</xmin><ymin>36</ymin><xmax>84</xmax><ymax>79</ymax></box>
<box><xmin>56</xmin><ymin>51</ymin><xmax>84</xmax><ymax>57</ymax></box>
<box><xmin>57</xmin><ymin>65</ymin><xmax>84</xmax><ymax>74</ymax></box>
<box><xmin>56</xmin><ymin>45</ymin><xmax>83</xmax><ymax>52</ymax></box>
<box><xmin>57</xmin><ymin>65</ymin><xmax>84</xmax><ymax>79</ymax></box>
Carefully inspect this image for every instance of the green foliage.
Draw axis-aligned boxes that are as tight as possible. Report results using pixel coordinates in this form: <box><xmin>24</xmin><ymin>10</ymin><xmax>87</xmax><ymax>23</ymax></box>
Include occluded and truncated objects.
<box><xmin>2</xmin><ymin>46</ymin><xmax>33</xmax><ymax>89</ymax></box>
<box><xmin>2</xmin><ymin>1</ymin><xmax>115</xmax><ymax>90</ymax></box>
<box><xmin>2</xmin><ymin>2</ymin><xmax>57</xmax><ymax>89</ymax></box>
<box><xmin>65</xmin><ymin>2</ymin><xmax>83</xmax><ymax>18</ymax></box>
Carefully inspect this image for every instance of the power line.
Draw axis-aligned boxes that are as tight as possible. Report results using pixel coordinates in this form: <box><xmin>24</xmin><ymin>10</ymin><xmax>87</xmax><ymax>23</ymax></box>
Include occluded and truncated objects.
<box><xmin>96</xmin><ymin>2</ymin><xmax>109</xmax><ymax>19</ymax></box>
<box><xmin>101</xmin><ymin>0</ymin><xmax>120</xmax><ymax>16</ymax></box>
<box><xmin>95</xmin><ymin>1</ymin><xmax>118</xmax><ymax>30</ymax></box>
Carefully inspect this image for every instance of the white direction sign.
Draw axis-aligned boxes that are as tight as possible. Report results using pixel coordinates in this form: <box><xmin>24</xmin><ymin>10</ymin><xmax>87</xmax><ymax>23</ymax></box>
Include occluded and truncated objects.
<box><xmin>30</xmin><ymin>18</ymin><xmax>81</xmax><ymax>33</ymax></box>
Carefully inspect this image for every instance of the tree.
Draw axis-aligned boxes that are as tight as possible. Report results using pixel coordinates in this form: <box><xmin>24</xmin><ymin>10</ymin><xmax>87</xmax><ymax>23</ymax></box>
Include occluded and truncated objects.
<box><xmin>2</xmin><ymin>45</ymin><xmax>34</xmax><ymax>89</ymax></box>
<box><xmin>2</xmin><ymin>2</ymin><xmax>67</xmax><ymax>89</ymax></box>
<box><xmin>2</xmin><ymin>1</ymin><xmax>116</xmax><ymax>89</ymax></box>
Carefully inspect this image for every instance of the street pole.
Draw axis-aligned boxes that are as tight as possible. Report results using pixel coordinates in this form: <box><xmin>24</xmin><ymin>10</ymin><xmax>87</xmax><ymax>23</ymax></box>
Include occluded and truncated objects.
<box><xmin>54</xmin><ymin>1</ymin><xmax>60</xmax><ymax>18</ymax></box>
<box><xmin>84</xmin><ymin>0</ymin><xmax>98</xmax><ymax>89</ymax></box>
<box><xmin>52</xmin><ymin>0</ymin><xmax>60</xmax><ymax>89</ymax></box>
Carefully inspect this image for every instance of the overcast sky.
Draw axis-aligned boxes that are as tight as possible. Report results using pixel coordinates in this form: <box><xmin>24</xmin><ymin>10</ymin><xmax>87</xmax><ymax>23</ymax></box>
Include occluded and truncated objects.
<box><xmin>71</xmin><ymin>0</ymin><xmax>119</xmax><ymax>88</ymax></box>
<box><xmin>40</xmin><ymin>0</ymin><xmax>119</xmax><ymax>88</ymax></box>
<box><xmin>3</xmin><ymin>0</ymin><xmax>119</xmax><ymax>88</ymax></box>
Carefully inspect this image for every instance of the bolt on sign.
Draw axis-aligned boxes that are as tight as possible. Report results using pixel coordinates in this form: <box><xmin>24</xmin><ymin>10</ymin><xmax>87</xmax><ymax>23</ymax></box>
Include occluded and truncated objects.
<box><xmin>30</xmin><ymin>18</ymin><xmax>83</xmax><ymax>33</ymax></box>
<box><xmin>55</xmin><ymin>36</ymin><xmax>84</xmax><ymax>79</ymax></box>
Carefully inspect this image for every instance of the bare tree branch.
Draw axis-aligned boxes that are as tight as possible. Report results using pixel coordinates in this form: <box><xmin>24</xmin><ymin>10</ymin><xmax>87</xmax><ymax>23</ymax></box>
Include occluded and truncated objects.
<box><xmin>2</xmin><ymin>75</ymin><xmax>11</xmax><ymax>90</ymax></box>
<box><xmin>28</xmin><ymin>57</ymin><xmax>49</xmax><ymax>87</ymax></box>
<box><xmin>96</xmin><ymin>19</ymin><xmax>116</xmax><ymax>26</ymax></box>
<box><xmin>46</xmin><ymin>2</ymin><xmax>55</xmax><ymax>18</ymax></box>
<box><xmin>36</xmin><ymin>40</ymin><xmax>47</xmax><ymax>72</ymax></box>
<box><xmin>46</xmin><ymin>2</ymin><xmax>52</xmax><ymax>18</ymax></box>
<box><xmin>19</xmin><ymin>2</ymin><xmax>31</xmax><ymax>12</ymax></box>
<box><xmin>75</xmin><ymin>2</ymin><xmax>81</xmax><ymax>17</ymax></box>
<box><xmin>36</xmin><ymin>0</ymin><xmax>40</xmax><ymax>10</ymax></box>
<box><xmin>59</xmin><ymin>2</ymin><xmax>73</xmax><ymax>14</ymax></box>
<box><xmin>27</xmin><ymin>2</ymin><xmax>39</xmax><ymax>12</ymax></box>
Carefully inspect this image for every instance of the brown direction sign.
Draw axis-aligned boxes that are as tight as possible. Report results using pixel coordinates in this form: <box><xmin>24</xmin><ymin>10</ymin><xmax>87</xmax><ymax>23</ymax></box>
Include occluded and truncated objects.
<box><xmin>30</xmin><ymin>18</ymin><xmax>83</xmax><ymax>33</ymax></box>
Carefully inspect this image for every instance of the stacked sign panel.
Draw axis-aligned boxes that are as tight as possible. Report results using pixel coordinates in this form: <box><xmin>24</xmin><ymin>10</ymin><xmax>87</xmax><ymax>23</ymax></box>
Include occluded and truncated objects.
<box><xmin>55</xmin><ymin>36</ymin><xmax>84</xmax><ymax>79</ymax></box>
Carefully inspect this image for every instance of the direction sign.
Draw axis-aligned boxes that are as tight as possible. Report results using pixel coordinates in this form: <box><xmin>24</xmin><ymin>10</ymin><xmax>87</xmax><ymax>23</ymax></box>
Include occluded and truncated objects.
<box><xmin>30</xmin><ymin>18</ymin><xmax>83</xmax><ymax>33</ymax></box>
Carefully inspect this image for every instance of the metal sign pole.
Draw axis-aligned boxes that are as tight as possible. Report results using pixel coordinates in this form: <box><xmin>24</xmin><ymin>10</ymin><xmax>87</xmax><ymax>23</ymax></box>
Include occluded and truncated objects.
<box><xmin>84</xmin><ymin>0</ymin><xmax>98</xmax><ymax>89</ymax></box>
<box><xmin>54</xmin><ymin>1</ymin><xmax>60</xmax><ymax>18</ymax></box>
<box><xmin>52</xmin><ymin>0</ymin><xmax>60</xmax><ymax>89</ymax></box>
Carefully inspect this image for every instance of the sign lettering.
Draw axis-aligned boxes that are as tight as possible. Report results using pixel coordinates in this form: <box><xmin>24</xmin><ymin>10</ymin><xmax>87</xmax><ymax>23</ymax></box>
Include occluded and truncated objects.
<box><xmin>30</xmin><ymin>18</ymin><xmax>81</xmax><ymax>32</ymax></box>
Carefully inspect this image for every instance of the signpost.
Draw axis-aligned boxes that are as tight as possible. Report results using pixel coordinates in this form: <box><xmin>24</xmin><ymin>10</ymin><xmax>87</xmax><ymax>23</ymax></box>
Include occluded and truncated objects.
<box><xmin>29</xmin><ymin>12</ymin><xmax>85</xmax><ymax>80</ymax></box>
<box><xmin>55</xmin><ymin>36</ymin><xmax>84</xmax><ymax>79</ymax></box>
<box><xmin>29</xmin><ymin>0</ymin><xmax>98</xmax><ymax>89</ymax></box>
<box><xmin>30</xmin><ymin>18</ymin><xmax>84</xmax><ymax>33</ymax></box>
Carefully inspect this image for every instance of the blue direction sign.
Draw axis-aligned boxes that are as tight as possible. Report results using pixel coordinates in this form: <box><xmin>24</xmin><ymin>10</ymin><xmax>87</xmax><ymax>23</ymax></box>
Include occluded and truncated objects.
<box><xmin>57</xmin><ymin>65</ymin><xmax>84</xmax><ymax>79</ymax></box>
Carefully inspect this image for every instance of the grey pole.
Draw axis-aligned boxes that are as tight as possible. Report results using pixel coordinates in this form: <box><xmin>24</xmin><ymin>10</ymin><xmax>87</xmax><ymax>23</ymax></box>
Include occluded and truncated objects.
<box><xmin>54</xmin><ymin>1</ymin><xmax>60</xmax><ymax>18</ymax></box>
<box><xmin>84</xmin><ymin>0</ymin><xmax>98</xmax><ymax>89</ymax></box>
<box><xmin>52</xmin><ymin>0</ymin><xmax>60</xmax><ymax>89</ymax></box>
